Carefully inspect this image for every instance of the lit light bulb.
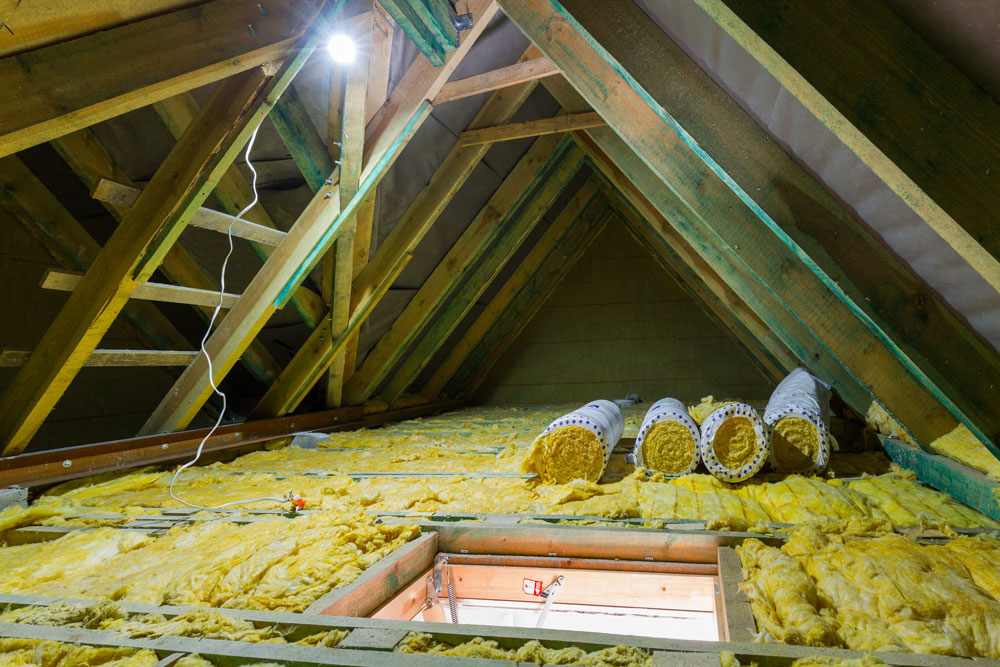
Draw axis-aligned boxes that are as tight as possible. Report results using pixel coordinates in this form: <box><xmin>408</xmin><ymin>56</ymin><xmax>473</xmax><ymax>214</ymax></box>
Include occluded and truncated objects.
<box><xmin>328</xmin><ymin>33</ymin><xmax>356</xmax><ymax>63</ymax></box>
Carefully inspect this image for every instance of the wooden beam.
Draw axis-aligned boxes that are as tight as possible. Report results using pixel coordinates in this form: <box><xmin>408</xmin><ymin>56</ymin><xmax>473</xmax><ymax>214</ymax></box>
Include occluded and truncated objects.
<box><xmin>717</xmin><ymin>547</ymin><xmax>756</xmax><ymax>643</ymax></box>
<box><xmin>252</xmin><ymin>49</ymin><xmax>540</xmax><ymax>418</ymax></box>
<box><xmin>0</xmin><ymin>0</ymin><xmax>326</xmax><ymax>158</ymax></box>
<box><xmin>455</xmin><ymin>210</ymin><xmax>607</xmax><ymax>395</ymax></box>
<box><xmin>0</xmin><ymin>15</ymin><xmax>332</xmax><ymax>454</ymax></box>
<box><xmin>459</xmin><ymin>111</ymin><xmax>604</xmax><ymax>146</ymax></box>
<box><xmin>327</xmin><ymin>16</ymin><xmax>374</xmax><ymax>407</ymax></box>
<box><xmin>307</xmin><ymin>533</ymin><xmax>438</xmax><ymax>616</ymax></box>
<box><xmin>0</xmin><ymin>156</ymin><xmax>192</xmax><ymax>358</ymax></box>
<box><xmin>421</xmin><ymin>187</ymin><xmax>606</xmax><ymax>400</ymax></box>
<box><xmin>379</xmin><ymin>0</ymin><xmax>456</xmax><ymax>66</ymax></box>
<box><xmin>92</xmin><ymin>179</ymin><xmax>286</xmax><ymax>246</ymax></box>
<box><xmin>699</xmin><ymin>0</ymin><xmax>1000</xmax><ymax>293</ymax></box>
<box><xmin>365</xmin><ymin>6</ymin><xmax>396</xmax><ymax>124</ymax></box>
<box><xmin>154</xmin><ymin>92</ymin><xmax>329</xmax><ymax>330</ymax></box>
<box><xmin>41</xmin><ymin>269</ymin><xmax>241</xmax><ymax>310</ymax></box>
<box><xmin>382</xmin><ymin>159</ymin><xmax>591</xmax><ymax>404</ymax></box>
<box><xmin>433</xmin><ymin>56</ymin><xmax>559</xmax><ymax>104</ymax></box>
<box><xmin>50</xmin><ymin>128</ymin><xmax>284</xmax><ymax>387</ymax></box>
<box><xmin>0</xmin><ymin>349</ymin><xmax>197</xmax><ymax>369</ymax></box>
<box><xmin>141</xmin><ymin>0</ymin><xmax>499</xmax><ymax>435</ymax></box>
<box><xmin>880</xmin><ymin>436</ymin><xmax>1000</xmax><ymax>523</ymax></box>
<box><xmin>271</xmin><ymin>85</ymin><xmax>339</xmax><ymax>193</ymax></box>
<box><xmin>503</xmin><ymin>1</ymin><xmax>970</xmax><ymax>448</ymax></box>
<box><xmin>344</xmin><ymin>135</ymin><xmax>577</xmax><ymax>405</ymax></box>
<box><xmin>554</xmin><ymin>0</ymin><xmax>1000</xmax><ymax>449</ymax></box>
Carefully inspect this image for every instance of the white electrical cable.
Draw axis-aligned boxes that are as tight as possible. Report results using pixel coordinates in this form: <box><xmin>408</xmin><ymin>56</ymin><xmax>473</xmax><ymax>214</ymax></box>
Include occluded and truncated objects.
<box><xmin>168</xmin><ymin>124</ymin><xmax>287</xmax><ymax>511</ymax></box>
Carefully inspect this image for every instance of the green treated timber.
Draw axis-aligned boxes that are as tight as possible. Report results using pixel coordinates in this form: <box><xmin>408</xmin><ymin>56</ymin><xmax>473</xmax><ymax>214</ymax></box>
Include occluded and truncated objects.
<box><xmin>514</xmin><ymin>8</ymin><xmax>968</xmax><ymax>449</ymax></box>
<box><xmin>420</xmin><ymin>184</ymin><xmax>607</xmax><ymax>399</ymax></box>
<box><xmin>152</xmin><ymin>93</ymin><xmax>328</xmax><ymax>330</ymax></box>
<box><xmin>700</xmin><ymin>0</ymin><xmax>1000</xmax><ymax>292</ymax></box>
<box><xmin>453</xmin><ymin>210</ymin><xmax>607</xmax><ymax>396</ymax></box>
<box><xmin>342</xmin><ymin>134</ymin><xmax>577</xmax><ymax>405</ymax></box>
<box><xmin>380</xmin><ymin>161</ymin><xmax>593</xmax><ymax>403</ymax></box>
<box><xmin>270</xmin><ymin>84</ymin><xmax>338</xmax><ymax>193</ymax></box>
<box><xmin>379</xmin><ymin>0</ymin><xmax>450</xmax><ymax>66</ymax></box>
<box><xmin>559</xmin><ymin>0</ymin><xmax>1000</xmax><ymax>452</ymax></box>
<box><xmin>880</xmin><ymin>436</ymin><xmax>1000</xmax><ymax>523</ymax></box>
<box><xmin>614</xmin><ymin>208</ymin><xmax>789</xmax><ymax>384</ymax></box>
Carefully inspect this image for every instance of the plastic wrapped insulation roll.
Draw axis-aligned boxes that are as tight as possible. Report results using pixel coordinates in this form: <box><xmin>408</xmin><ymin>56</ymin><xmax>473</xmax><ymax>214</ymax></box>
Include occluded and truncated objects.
<box><xmin>522</xmin><ymin>400</ymin><xmax>624</xmax><ymax>483</ymax></box>
<box><xmin>700</xmin><ymin>403</ymin><xmax>769</xmax><ymax>482</ymax></box>
<box><xmin>764</xmin><ymin>367</ymin><xmax>833</xmax><ymax>473</ymax></box>
<box><xmin>633</xmin><ymin>398</ymin><xmax>701</xmax><ymax>477</ymax></box>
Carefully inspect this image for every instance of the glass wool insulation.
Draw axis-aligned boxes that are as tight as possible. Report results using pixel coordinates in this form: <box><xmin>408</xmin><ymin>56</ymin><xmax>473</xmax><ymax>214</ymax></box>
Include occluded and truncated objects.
<box><xmin>633</xmin><ymin>398</ymin><xmax>701</xmax><ymax>477</ymax></box>
<box><xmin>764</xmin><ymin>368</ymin><xmax>833</xmax><ymax>473</ymax></box>
<box><xmin>522</xmin><ymin>400</ymin><xmax>624</xmax><ymax>483</ymax></box>
<box><xmin>700</xmin><ymin>402</ymin><xmax>770</xmax><ymax>482</ymax></box>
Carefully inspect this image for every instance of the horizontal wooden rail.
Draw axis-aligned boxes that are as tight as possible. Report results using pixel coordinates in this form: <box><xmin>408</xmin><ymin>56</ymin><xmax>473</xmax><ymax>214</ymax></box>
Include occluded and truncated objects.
<box><xmin>92</xmin><ymin>178</ymin><xmax>287</xmax><ymax>246</ymax></box>
<box><xmin>41</xmin><ymin>269</ymin><xmax>240</xmax><ymax>309</ymax></box>
<box><xmin>459</xmin><ymin>111</ymin><xmax>605</xmax><ymax>146</ymax></box>
<box><xmin>0</xmin><ymin>349</ymin><xmax>197</xmax><ymax>368</ymax></box>
<box><xmin>432</xmin><ymin>56</ymin><xmax>559</xmax><ymax>104</ymax></box>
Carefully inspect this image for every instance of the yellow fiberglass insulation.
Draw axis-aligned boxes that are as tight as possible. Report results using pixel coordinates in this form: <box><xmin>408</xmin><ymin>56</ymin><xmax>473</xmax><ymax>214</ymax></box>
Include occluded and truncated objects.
<box><xmin>721</xmin><ymin>653</ymin><xmax>888</xmax><ymax>667</ymax></box>
<box><xmin>928</xmin><ymin>423</ymin><xmax>1000</xmax><ymax>481</ymax></box>
<box><xmin>638</xmin><ymin>478</ymin><xmax>772</xmax><ymax>525</ymax></box>
<box><xmin>641</xmin><ymin>421</ymin><xmax>696</xmax><ymax>475</ymax></box>
<box><xmin>687</xmin><ymin>396</ymin><xmax>735</xmax><ymax>425</ymax></box>
<box><xmin>522</xmin><ymin>425</ymin><xmax>605</xmax><ymax>484</ymax></box>
<box><xmin>743</xmin><ymin>476</ymin><xmax>890</xmax><ymax>525</ymax></box>
<box><xmin>0</xmin><ymin>513</ymin><xmax>418</xmax><ymax>612</ymax></box>
<box><xmin>771</xmin><ymin>418</ymin><xmax>820</xmax><ymax>472</ymax></box>
<box><xmin>846</xmin><ymin>473</ymin><xmax>999</xmax><ymax>529</ymax></box>
<box><xmin>0</xmin><ymin>640</ymin><xmax>158</xmax><ymax>667</ymax></box>
<box><xmin>396</xmin><ymin>632</ymin><xmax>652</xmax><ymax>666</ymax></box>
<box><xmin>739</xmin><ymin>527</ymin><xmax>1000</xmax><ymax>657</ymax></box>
<box><xmin>712</xmin><ymin>417</ymin><xmax>757</xmax><ymax>469</ymax></box>
<box><xmin>864</xmin><ymin>401</ymin><xmax>914</xmax><ymax>445</ymax></box>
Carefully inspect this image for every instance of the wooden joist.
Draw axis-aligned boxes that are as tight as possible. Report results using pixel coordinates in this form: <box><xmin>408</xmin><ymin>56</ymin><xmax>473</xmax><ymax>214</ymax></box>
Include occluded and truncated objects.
<box><xmin>91</xmin><ymin>179</ymin><xmax>286</xmax><ymax>247</ymax></box>
<box><xmin>0</xmin><ymin>9</ymin><xmax>335</xmax><ymax>454</ymax></box>
<box><xmin>506</xmin><ymin>1</ymin><xmax>976</xmax><ymax>449</ymax></box>
<box><xmin>459</xmin><ymin>111</ymin><xmax>604</xmax><ymax>146</ymax></box>
<box><xmin>41</xmin><ymin>269</ymin><xmax>241</xmax><ymax>310</ymax></box>
<box><xmin>699</xmin><ymin>0</ymin><xmax>1000</xmax><ymax>293</ymax></box>
<box><xmin>154</xmin><ymin>92</ymin><xmax>328</xmax><ymax>330</ymax></box>
<box><xmin>343</xmin><ymin>136</ymin><xmax>579</xmax><ymax>405</ymax></box>
<box><xmin>252</xmin><ymin>52</ymin><xmax>541</xmax><ymax>419</ymax></box>
<box><xmin>552</xmin><ymin>0</ymin><xmax>1000</xmax><ymax>449</ymax></box>
<box><xmin>140</xmin><ymin>0</ymin><xmax>499</xmax><ymax>435</ymax></box>
<box><xmin>379</xmin><ymin>0</ymin><xmax>457</xmax><ymax>66</ymax></box>
<box><xmin>271</xmin><ymin>84</ymin><xmax>340</xmax><ymax>193</ymax></box>
<box><xmin>433</xmin><ymin>56</ymin><xmax>559</xmax><ymax>104</ymax></box>
<box><xmin>50</xmin><ymin>128</ymin><xmax>284</xmax><ymax>388</ymax></box>
<box><xmin>0</xmin><ymin>0</ymin><xmax>327</xmax><ymax>158</ymax></box>
<box><xmin>421</xmin><ymin>187</ymin><xmax>607</xmax><ymax>400</ymax></box>
<box><xmin>0</xmin><ymin>349</ymin><xmax>197</xmax><ymax>369</ymax></box>
<box><xmin>381</xmin><ymin>164</ymin><xmax>595</xmax><ymax>404</ymax></box>
<box><xmin>453</xmin><ymin>208</ymin><xmax>608</xmax><ymax>396</ymax></box>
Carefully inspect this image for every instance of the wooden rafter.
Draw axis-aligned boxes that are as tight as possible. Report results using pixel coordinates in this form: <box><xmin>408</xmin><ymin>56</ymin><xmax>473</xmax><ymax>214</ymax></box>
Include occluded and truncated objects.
<box><xmin>501</xmin><ymin>0</ymin><xmax>979</xmax><ymax>449</ymax></box>
<box><xmin>251</xmin><ymin>45</ymin><xmax>541</xmax><ymax>419</ymax></box>
<box><xmin>49</xmin><ymin>130</ymin><xmax>284</xmax><ymax>386</ymax></box>
<box><xmin>554</xmin><ymin>0</ymin><xmax>1000</xmax><ymax>443</ymax></box>
<box><xmin>459</xmin><ymin>111</ymin><xmax>604</xmax><ymax>146</ymax></box>
<box><xmin>154</xmin><ymin>93</ymin><xmax>328</xmax><ymax>329</ymax></box>
<box><xmin>0</xmin><ymin>157</ymin><xmax>192</xmax><ymax>358</ymax></box>
<box><xmin>432</xmin><ymin>56</ymin><xmax>559</xmax><ymax>104</ymax></box>
<box><xmin>41</xmin><ymin>270</ymin><xmax>241</xmax><ymax>310</ymax></box>
<box><xmin>454</xmin><ymin>208</ymin><xmax>609</xmax><ymax>396</ymax></box>
<box><xmin>698</xmin><ymin>0</ymin><xmax>1000</xmax><ymax>293</ymax></box>
<box><xmin>140</xmin><ymin>0</ymin><xmax>500</xmax><ymax>435</ymax></box>
<box><xmin>0</xmin><ymin>0</ymin><xmax>327</xmax><ymax>158</ymax></box>
<box><xmin>0</xmin><ymin>6</ymin><xmax>337</xmax><ymax>454</ymax></box>
<box><xmin>0</xmin><ymin>350</ymin><xmax>197</xmax><ymax>369</ymax></box>
<box><xmin>421</xmin><ymin>184</ymin><xmax>607</xmax><ymax>400</ymax></box>
<box><xmin>343</xmin><ymin>136</ymin><xmax>580</xmax><ymax>405</ymax></box>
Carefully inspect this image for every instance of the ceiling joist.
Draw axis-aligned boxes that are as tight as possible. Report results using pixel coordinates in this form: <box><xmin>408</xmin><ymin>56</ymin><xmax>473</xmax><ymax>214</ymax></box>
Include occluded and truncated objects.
<box><xmin>459</xmin><ymin>111</ymin><xmax>605</xmax><ymax>146</ymax></box>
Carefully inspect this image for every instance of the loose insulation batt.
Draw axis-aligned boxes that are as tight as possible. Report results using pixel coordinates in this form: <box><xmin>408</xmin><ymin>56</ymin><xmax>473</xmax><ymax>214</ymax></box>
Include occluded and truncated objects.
<box><xmin>0</xmin><ymin>640</ymin><xmax>157</xmax><ymax>667</ymax></box>
<box><xmin>738</xmin><ymin>525</ymin><xmax>1000</xmax><ymax>657</ymax></box>
<box><xmin>0</xmin><ymin>512</ymin><xmax>418</xmax><ymax>612</ymax></box>
<box><xmin>396</xmin><ymin>632</ymin><xmax>653</xmax><ymax>665</ymax></box>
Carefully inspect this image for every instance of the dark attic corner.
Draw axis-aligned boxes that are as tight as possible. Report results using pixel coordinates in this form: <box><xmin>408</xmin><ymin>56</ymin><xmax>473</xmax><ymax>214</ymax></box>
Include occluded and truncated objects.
<box><xmin>0</xmin><ymin>0</ymin><xmax>999</xmax><ymax>664</ymax></box>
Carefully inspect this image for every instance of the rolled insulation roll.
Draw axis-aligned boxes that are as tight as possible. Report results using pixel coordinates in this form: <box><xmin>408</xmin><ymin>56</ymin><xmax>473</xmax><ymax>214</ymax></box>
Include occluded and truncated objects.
<box><xmin>634</xmin><ymin>398</ymin><xmax>700</xmax><ymax>477</ymax></box>
<box><xmin>522</xmin><ymin>400</ymin><xmax>624</xmax><ymax>483</ymax></box>
<box><xmin>700</xmin><ymin>403</ymin><xmax>769</xmax><ymax>482</ymax></box>
<box><xmin>764</xmin><ymin>368</ymin><xmax>833</xmax><ymax>473</ymax></box>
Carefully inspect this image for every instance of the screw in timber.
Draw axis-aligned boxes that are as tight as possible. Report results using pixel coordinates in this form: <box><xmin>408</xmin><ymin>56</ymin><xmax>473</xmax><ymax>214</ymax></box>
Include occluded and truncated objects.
<box><xmin>248</xmin><ymin>23</ymin><xmax>258</xmax><ymax>35</ymax></box>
